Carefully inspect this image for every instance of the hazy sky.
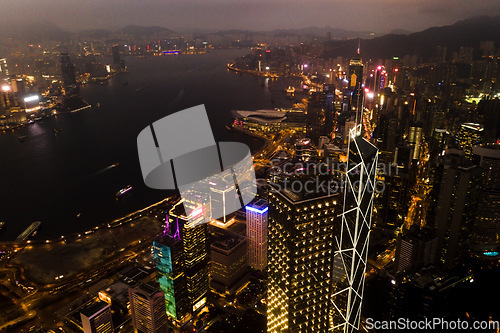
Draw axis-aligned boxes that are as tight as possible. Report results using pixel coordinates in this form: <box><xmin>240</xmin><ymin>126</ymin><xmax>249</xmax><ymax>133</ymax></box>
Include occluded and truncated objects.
<box><xmin>1</xmin><ymin>0</ymin><xmax>499</xmax><ymax>33</ymax></box>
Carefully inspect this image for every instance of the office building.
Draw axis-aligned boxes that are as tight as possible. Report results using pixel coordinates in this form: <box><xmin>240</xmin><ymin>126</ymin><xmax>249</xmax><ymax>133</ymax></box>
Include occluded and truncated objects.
<box><xmin>210</xmin><ymin>228</ymin><xmax>249</xmax><ymax>295</ymax></box>
<box><xmin>435</xmin><ymin>164</ymin><xmax>483</xmax><ymax>268</ymax></box>
<box><xmin>456</xmin><ymin>123</ymin><xmax>484</xmax><ymax>159</ymax></box>
<box><xmin>267</xmin><ymin>180</ymin><xmax>339</xmax><ymax>332</ymax></box>
<box><xmin>348</xmin><ymin>54</ymin><xmax>364</xmax><ymax>117</ymax></box>
<box><xmin>129</xmin><ymin>280</ymin><xmax>169</xmax><ymax>333</ymax></box>
<box><xmin>153</xmin><ymin>232</ymin><xmax>190</xmax><ymax>324</ymax></box>
<box><xmin>60</xmin><ymin>53</ymin><xmax>77</xmax><ymax>89</ymax></box>
<box><xmin>471</xmin><ymin>144</ymin><xmax>500</xmax><ymax>253</ymax></box>
<box><xmin>333</xmin><ymin>124</ymin><xmax>378</xmax><ymax>332</ymax></box>
<box><xmin>395</xmin><ymin>227</ymin><xmax>438</xmax><ymax>273</ymax></box>
<box><xmin>153</xmin><ymin>200</ymin><xmax>209</xmax><ymax>324</ymax></box>
<box><xmin>0</xmin><ymin>58</ymin><xmax>9</xmax><ymax>80</ymax></box>
<box><xmin>80</xmin><ymin>301</ymin><xmax>114</xmax><ymax>333</ymax></box>
<box><xmin>112</xmin><ymin>44</ymin><xmax>121</xmax><ymax>65</ymax></box>
<box><xmin>245</xmin><ymin>199</ymin><xmax>268</xmax><ymax>271</ymax></box>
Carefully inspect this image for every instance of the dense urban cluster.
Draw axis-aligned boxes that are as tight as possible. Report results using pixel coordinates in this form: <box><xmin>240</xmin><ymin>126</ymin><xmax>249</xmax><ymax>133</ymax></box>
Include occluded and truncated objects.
<box><xmin>0</xmin><ymin>18</ymin><xmax>499</xmax><ymax>333</ymax></box>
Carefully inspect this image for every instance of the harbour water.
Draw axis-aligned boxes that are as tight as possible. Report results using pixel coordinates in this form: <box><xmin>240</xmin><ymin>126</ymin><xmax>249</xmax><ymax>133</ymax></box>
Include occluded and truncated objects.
<box><xmin>0</xmin><ymin>49</ymin><xmax>296</xmax><ymax>240</ymax></box>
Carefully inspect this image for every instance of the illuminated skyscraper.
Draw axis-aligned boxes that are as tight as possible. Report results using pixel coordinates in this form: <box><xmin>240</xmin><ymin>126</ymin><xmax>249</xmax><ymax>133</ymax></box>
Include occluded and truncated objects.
<box><xmin>129</xmin><ymin>281</ymin><xmax>169</xmax><ymax>333</ymax></box>
<box><xmin>245</xmin><ymin>199</ymin><xmax>268</xmax><ymax>271</ymax></box>
<box><xmin>153</xmin><ymin>232</ymin><xmax>190</xmax><ymax>323</ymax></box>
<box><xmin>167</xmin><ymin>200</ymin><xmax>209</xmax><ymax>314</ymax></box>
<box><xmin>80</xmin><ymin>301</ymin><xmax>114</xmax><ymax>333</ymax></box>
<box><xmin>332</xmin><ymin>124</ymin><xmax>378</xmax><ymax>332</ymax></box>
<box><xmin>471</xmin><ymin>144</ymin><xmax>500</xmax><ymax>254</ymax></box>
<box><xmin>210</xmin><ymin>228</ymin><xmax>249</xmax><ymax>295</ymax></box>
<box><xmin>348</xmin><ymin>55</ymin><xmax>364</xmax><ymax>118</ymax></box>
<box><xmin>267</xmin><ymin>184</ymin><xmax>339</xmax><ymax>332</ymax></box>
<box><xmin>0</xmin><ymin>58</ymin><xmax>9</xmax><ymax>81</ymax></box>
<box><xmin>456</xmin><ymin>123</ymin><xmax>484</xmax><ymax>159</ymax></box>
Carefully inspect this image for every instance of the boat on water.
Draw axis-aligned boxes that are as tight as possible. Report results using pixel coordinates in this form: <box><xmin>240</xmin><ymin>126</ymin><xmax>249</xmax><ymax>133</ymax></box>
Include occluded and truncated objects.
<box><xmin>0</xmin><ymin>221</ymin><xmax>5</xmax><ymax>231</ymax></box>
<box><xmin>18</xmin><ymin>135</ymin><xmax>28</xmax><ymax>142</ymax></box>
<box><xmin>116</xmin><ymin>185</ymin><xmax>133</xmax><ymax>198</ymax></box>
<box><xmin>76</xmin><ymin>212</ymin><xmax>81</xmax><ymax>219</ymax></box>
<box><xmin>111</xmin><ymin>162</ymin><xmax>119</xmax><ymax>168</ymax></box>
<box><xmin>17</xmin><ymin>221</ymin><xmax>42</xmax><ymax>241</ymax></box>
<box><xmin>53</xmin><ymin>128</ymin><xmax>63</xmax><ymax>134</ymax></box>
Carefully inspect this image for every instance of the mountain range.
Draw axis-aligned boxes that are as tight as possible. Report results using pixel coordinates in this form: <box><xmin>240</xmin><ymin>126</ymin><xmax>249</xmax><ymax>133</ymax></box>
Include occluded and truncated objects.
<box><xmin>0</xmin><ymin>16</ymin><xmax>498</xmax><ymax>62</ymax></box>
<box><xmin>323</xmin><ymin>15</ymin><xmax>500</xmax><ymax>60</ymax></box>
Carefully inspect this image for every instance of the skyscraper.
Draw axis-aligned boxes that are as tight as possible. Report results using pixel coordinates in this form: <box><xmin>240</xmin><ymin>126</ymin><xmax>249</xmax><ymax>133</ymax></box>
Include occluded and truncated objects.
<box><xmin>348</xmin><ymin>53</ymin><xmax>364</xmax><ymax>117</ymax></box>
<box><xmin>210</xmin><ymin>228</ymin><xmax>249</xmax><ymax>295</ymax></box>
<box><xmin>332</xmin><ymin>124</ymin><xmax>378</xmax><ymax>332</ymax></box>
<box><xmin>129</xmin><ymin>281</ymin><xmax>169</xmax><ymax>333</ymax></box>
<box><xmin>80</xmin><ymin>301</ymin><xmax>114</xmax><ymax>333</ymax></box>
<box><xmin>394</xmin><ymin>227</ymin><xmax>438</xmax><ymax>273</ymax></box>
<box><xmin>245</xmin><ymin>199</ymin><xmax>268</xmax><ymax>271</ymax></box>
<box><xmin>60</xmin><ymin>53</ymin><xmax>77</xmax><ymax>89</ymax></box>
<box><xmin>112</xmin><ymin>44</ymin><xmax>121</xmax><ymax>65</ymax></box>
<box><xmin>154</xmin><ymin>200</ymin><xmax>209</xmax><ymax>323</ymax></box>
<box><xmin>456</xmin><ymin>123</ymin><xmax>484</xmax><ymax>159</ymax></box>
<box><xmin>267</xmin><ymin>183</ymin><xmax>339</xmax><ymax>332</ymax></box>
<box><xmin>153</xmin><ymin>232</ymin><xmax>190</xmax><ymax>323</ymax></box>
<box><xmin>435</xmin><ymin>164</ymin><xmax>483</xmax><ymax>268</ymax></box>
<box><xmin>471</xmin><ymin>144</ymin><xmax>500</xmax><ymax>254</ymax></box>
<box><xmin>0</xmin><ymin>58</ymin><xmax>9</xmax><ymax>81</ymax></box>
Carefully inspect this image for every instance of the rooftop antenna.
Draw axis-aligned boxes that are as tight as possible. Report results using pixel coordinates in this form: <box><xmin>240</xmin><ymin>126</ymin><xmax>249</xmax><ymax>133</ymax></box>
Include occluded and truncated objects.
<box><xmin>173</xmin><ymin>217</ymin><xmax>181</xmax><ymax>240</ymax></box>
<box><xmin>165</xmin><ymin>213</ymin><xmax>170</xmax><ymax>234</ymax></box>
<box><xmin>357</xmin><ymin>37</ymin><xmax>361</xmax><ymax>55</ymax></box>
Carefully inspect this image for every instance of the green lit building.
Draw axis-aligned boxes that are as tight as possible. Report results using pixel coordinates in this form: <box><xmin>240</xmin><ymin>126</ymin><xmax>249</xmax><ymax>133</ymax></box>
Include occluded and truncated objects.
<box><xmin>153</xmin><ymin>199</ymin><xmax>209</xmax><ymax>327</ymax></box>
<box><xmin>153</xmin><ymin>233</ymin><xmax>189</xmax><ymax>323</ymax></box>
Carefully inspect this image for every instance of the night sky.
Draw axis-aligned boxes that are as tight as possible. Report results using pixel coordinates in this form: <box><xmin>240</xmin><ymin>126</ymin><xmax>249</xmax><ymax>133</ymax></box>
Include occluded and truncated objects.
<box><xmin>0</xmin><ymin>0</ymin><xmax>500</xmax><ymax>33</ymax></box>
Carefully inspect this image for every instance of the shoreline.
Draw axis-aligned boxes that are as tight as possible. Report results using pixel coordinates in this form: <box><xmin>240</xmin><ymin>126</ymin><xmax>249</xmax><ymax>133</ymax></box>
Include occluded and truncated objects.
<box><xmin>0</xmin><ymin>127</ymin><xmax>270</xmax><ymax>245</ymax></box>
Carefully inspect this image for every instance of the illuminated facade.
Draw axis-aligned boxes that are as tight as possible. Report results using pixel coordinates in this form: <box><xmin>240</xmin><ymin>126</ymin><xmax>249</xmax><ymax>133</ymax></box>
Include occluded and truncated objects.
<box><xmin>267</xmin><ymin>185</ymin><xmax>338</xmax><ymax>332</ymax></box>
<box><xmin>471</xmin><ymin>144</ymin><xmax>500</xmax><ymax>253</ymax></box>
<box><xmin>169</xmin><ymin>200</ymin><xmax>209</xmax><ymax>313</ymax></box>
<box><xmin>332</xmin><ymin>125</ymin><xmax>378</xmax><ymax>332</ymax></box>
<box><xmin>129</xmin><ymin>281</ymin><xmax>169</xmax><ymax>333</ymax></box>
<box><xmin>80</xmin><ymin>301</ymin><xmax>114</xmax><ymax>333</ymax></box>
<box><xmin>456</xmin><ymin>122</ymin><xmax>484</xmax><ymax>159</ymax></box>
<box><xmin>210</xmin><ymin>228</ymin><xmax>249</xmax><ymax>295</ymax></box>
<box><xmin>245</xmin><ymin>199</ymin><xmax>268</xmax><ymax>271</ymax></box>
<box><xmin>153</xmin><ymin>234</ymin><xmax>189</xmax><ymax>323</ymax></box>
<box><xmin>348</xmin><ymin>57</ymin><xmax>364</xmax><ymax>115</ymax></box>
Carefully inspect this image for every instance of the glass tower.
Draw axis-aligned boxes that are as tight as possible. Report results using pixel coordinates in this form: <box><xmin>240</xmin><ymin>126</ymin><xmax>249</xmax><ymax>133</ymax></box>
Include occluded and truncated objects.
<box><xmin>331</xmin><ymin>125</ymin><xmax>378</xmax><ymax>332</ymax></box>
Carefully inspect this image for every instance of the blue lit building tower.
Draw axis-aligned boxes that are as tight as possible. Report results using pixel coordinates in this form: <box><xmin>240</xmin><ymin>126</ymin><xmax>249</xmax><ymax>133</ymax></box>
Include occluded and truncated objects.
<box><xmin>245</xmin><ymin>199</ymin><xmax>268</xmax><ymax>271</ymax></box>
<box><xmin>332</xmin><ymin>124</ymin><xmax>378</xmax><ymax>332</ymax></box>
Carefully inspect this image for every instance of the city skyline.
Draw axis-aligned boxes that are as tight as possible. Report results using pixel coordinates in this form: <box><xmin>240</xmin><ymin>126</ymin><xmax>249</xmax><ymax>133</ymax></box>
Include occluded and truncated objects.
<box><xmin>0</xmin><ymin>4</ymin><xmax>499</xmax><ymax>332</ymax></box>
<box><xmin>0</xmin><ymin>1</ymin><xmax>499</xmax><ymax>34</ymax></box>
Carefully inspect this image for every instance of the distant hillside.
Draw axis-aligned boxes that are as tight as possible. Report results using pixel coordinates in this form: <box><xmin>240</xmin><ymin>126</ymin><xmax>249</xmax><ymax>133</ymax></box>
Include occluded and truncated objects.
<box><xmin>0</xmin><ymin>21</ymin><xmax>70</xmax><ymax>41</ymax></box>
<box><xmin>213</xmin><ymin>26</ymin><xmax>376</xmax><ymax>39</ymax></box>
<box><xmin>117</xmin><ymin>25</ymin><xmax>178</xmax><ymax>37</ymax></box>
<box><xmin>323</xmin><ymin>15</ymin><xmax>500</xmax><ymax>60</ymax></box>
